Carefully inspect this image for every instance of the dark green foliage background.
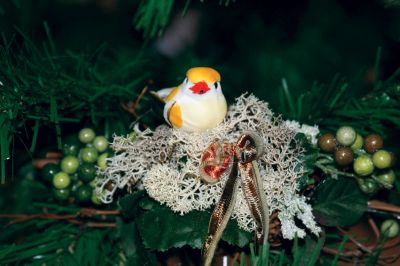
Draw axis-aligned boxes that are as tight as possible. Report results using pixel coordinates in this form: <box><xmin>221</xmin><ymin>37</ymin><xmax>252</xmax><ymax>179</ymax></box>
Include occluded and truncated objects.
<box><xmin>1</xmin><ymin>0</ymin><xmax>400</xmax><ymax>156</ymax></box>
<box><xmin>1</xmin><ymin>0</ymin><xmax>400</xmax><ymax>265</ymax></box>
<box><xmin>1</xmin><ymin>0</ymin><xmax>400</xmax><ymax>101</ymax></box>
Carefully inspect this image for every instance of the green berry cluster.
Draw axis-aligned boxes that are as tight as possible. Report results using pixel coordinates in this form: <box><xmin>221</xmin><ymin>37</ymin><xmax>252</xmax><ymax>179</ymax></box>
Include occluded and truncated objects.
<box><xmin>318</xmin><ymin>126</ymin><xmax>396</xmax><ymax>194</ymax></box>
<box><xmin>41</xmin><ymin>128</ymin><xmax>109</xmax><ymax>204</ymax></box>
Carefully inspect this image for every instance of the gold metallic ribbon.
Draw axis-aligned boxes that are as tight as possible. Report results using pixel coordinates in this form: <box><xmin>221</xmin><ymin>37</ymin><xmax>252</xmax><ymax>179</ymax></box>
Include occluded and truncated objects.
<box><xmin>200</xmin><ymin>132</ymin><xmax>269</xmax><ymax>266</ymax></box>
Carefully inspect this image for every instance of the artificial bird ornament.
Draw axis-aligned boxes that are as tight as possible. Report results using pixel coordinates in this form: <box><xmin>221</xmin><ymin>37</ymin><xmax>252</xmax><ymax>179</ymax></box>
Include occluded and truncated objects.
<box><xmin>155</xmin><ymin>67</ymin><xmax>227</xmax><ymax>132</ymax></box>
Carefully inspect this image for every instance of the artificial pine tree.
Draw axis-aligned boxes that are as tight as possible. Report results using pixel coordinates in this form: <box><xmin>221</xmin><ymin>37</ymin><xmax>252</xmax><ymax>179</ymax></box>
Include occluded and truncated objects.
<box><xmin>1</xmin><ymin>0</ymin><xmax>400</xmax><ymax>265</ymax></box>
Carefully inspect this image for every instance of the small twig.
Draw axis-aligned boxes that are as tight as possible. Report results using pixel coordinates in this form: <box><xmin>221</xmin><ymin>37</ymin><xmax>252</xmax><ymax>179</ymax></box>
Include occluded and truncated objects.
<box><xmin>79</xmin><ymin>208</ymin><xmax>121</xmax><ymax>216</ymax></box>
<box><xmin>135</xmin><ymin>85</ymin><xmax>148</xmax><ymax>110</ymax></box>
<box><xmin>322</xmin><ymin>212</ymin><xmax>400</xmax><ymax>264</ymax></box>
<box><xmin>84</xmin><ymin>222</ymin><xmax>117</xmax><ymax>228</ymax></box>
<box><xmin>337</xmin><ymin>227</ymin><xmax>373</xmax><ymax>254</ymax></box>
<box><xmin>121</xmin><ymin>85</ymin><xmax>148</xmax><ymax>118</ymax></box>
<box><xmin>368</xmin><ymin>200</ymin><xmax>400</xmax><ymax>214</ymax></box>
<box><xmin>231</xmin><ymin>252</ymin><xmax>241</xmax><ymax>264</ymax></box>
<box><xmin>0</xmin><ymin>208</ymin><xmax>122</xmax><ymax>227</ymax></box>
<box><xmin>368</xmin><ymin>216</ymin><xmax>380</xmax><ymax>240</ymax></box>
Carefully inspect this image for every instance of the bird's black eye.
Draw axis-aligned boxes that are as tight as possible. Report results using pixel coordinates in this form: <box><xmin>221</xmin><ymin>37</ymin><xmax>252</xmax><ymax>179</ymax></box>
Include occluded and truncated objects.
<box><xmin>214</xmin><ymin>82</ymin><xmax>219</xmax><ymax>89</ymax></box>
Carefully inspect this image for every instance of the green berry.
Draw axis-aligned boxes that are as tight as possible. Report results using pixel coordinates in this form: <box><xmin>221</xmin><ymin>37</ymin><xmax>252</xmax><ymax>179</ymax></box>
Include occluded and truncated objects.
<box><xmin>70</xmin><ymin>173</ymin><xmax>79</xmax><ymax>181</ymax></box>
<box><xmin>380</xmin><ymin>219</ymin><xmax>400</xmax><ymax>238</ymax></box>
<box><xmin>53</xmin><ymin>188</ymin><xmax>70</xmax><ymax>200</ymax></box>
<box><xmin>91</xmin><ymin>191</ymin><xmax>101</xmax><ymax>205</ymax></box>
<box><xmin>53</xmin><ymin>172</ymin><xmax>71</xmax><ymax>189</ymax></box>
<box><xmin>77</xmin><ymin>162</ymin><xmax>97</xmax><ymax>182</ymax></box>
<box><xmin>60</xmin><ymin>155</ymin><xmax>80</xmax><ymax>174</ymax></box>
<box><xmin>363</xmin><ymin>178</ymin><xmax>378</xmax><ymax>194</ymax></box>
<box><xmin>93</xmin><ymin>136</ymin><xmax>109</xmax><ymax>152</ymax></box>
<box><xmin>350</xmin><ymin>134</ymin><xmax>364</xmax><ymax>150</ymax></box>
<box><xmin>62</xmin><ymin>142</ymin><xmax>80</xmax><ymax>156</ymax></box>
<box><xmin>89</xmin><ymin>179</ymin><xmax>97</xmax><ymax>188</ymax></box>
<box><xmin>41</xmin><ymin>163</ymin><xmax>60</xmax><ymax>182</ymax></box>
<box><xmin>76</xmin><ymin>185</ymin><xmax>93</xmax><ymax>202</ymax></box>
<box><xmin>71</xmin><ymin>180</ymin><xmax>83</xmax><ymax>194</ymax></box>
<box><xmin>336</xmin><ymin>126</ymin><xmax>356</xmax><ymax>146</ymax></box>
<box><xmin>80</xmin><ymin>147</ymin><xmax>98</xmax><ymax>163</ymax></box>
<box><xmin>79</xmin><ymin>128</ymin><xmax>96</xmax><ymax>144</ymax></box>
<box><xmin>353</xmin><ymin>155</ymin><xmax>374</xmax><ymax>176</ymax></box>
<box><xmin>372</xmin><ymin>150</ymin><xmax>392</xmax><ymax>169</ymax></box>
<box><xmin>377</xmin><ymin>170</ymin><xmax>396</xmax><ymax>186</ymax></box>
<box><xmin>97</xmin><ymin>153</ymin><xmax>108</xmax><ymax>171</ymax></box>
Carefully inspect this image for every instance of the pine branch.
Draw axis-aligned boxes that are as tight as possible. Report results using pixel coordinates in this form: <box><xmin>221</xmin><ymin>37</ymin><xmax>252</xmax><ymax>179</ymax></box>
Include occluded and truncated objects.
<box><xmin>134</xmin><ymin>0</ymin><xmax>175</xmax><ymax>38</ymax></box>
<box><xmin>279</xmin><ymin>66</ymin><xmax>400</xmax><ymax>136</ymax></box>
<box><xmin>0</xmin><ymin>202</ymin><xmax>124</xmax><ymax>265</ymax></box>
<box><xmin>0</xmin><ymin>26</ymin><xmax>151</xmax><ymax>183</ymax></box>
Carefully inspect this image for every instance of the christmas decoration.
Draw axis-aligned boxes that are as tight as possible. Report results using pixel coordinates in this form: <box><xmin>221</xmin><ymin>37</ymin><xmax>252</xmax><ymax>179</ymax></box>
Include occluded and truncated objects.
<box><xmin>154</xmin><ymin>67</ymin><xmax>227</xmax><ymax>132</ymax></box>
<box><xmin>1</xmin><ymin>1</ymin><xmax>400</xmax><ymax>265</ymax></box>
<box><xmin>316</xmin><ymin>127</ymin><xmax>397</xmax><ymax>195</ymax></box>
<box><xmin>37</xmin><ymin>128</ymin><xmax>110</xmax><ymax>205</ymax></box>
<box><xmin>97</xmin><ymin>94</ymin><xmax>321</xmax><ymax>242</ymax></box>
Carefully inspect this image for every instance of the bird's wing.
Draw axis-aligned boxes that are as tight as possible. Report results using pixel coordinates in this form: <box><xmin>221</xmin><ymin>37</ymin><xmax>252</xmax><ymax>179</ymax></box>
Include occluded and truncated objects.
<box><xmin>156</xmin><ymin>87</ymin><xmax>174</xmax><ymax>99</ymax></box>
<box><xmin>153</xmin><ymin>85</ymin><xmax>180</xmax><ymax>102</ymax></box>
<box><xmin>166</xmin><ymin>101</ymin><xmax>183</xmax><ymax>128</ymax></box>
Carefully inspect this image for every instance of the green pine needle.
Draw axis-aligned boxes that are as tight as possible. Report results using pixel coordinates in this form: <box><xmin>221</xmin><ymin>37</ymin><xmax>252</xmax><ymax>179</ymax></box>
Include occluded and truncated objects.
<box><xmin>0</xmin><ymin>26</ymin><xmax>150</xmax><ymax>183</ymax></box>
<box><xmin>331</xmin><ymin>235</ymin><xmax>349</xmax><ymax>266</ymax></box>
<box><xmin>278</xmin><ymin>66</ymin><xmax>400</xmax><ymax>137</ymax></box>
<box><xmin>134</xmin><ymin>0</ymin><xmax>175</xmax><ymax>38</ymax></box>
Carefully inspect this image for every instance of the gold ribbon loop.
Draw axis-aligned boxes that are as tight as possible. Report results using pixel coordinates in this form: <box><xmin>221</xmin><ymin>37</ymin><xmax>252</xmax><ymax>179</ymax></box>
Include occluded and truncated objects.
<box><xmin>200</xmin><ymin>132</ymin><xmax>269</xmax><ymax>266</ymax></box>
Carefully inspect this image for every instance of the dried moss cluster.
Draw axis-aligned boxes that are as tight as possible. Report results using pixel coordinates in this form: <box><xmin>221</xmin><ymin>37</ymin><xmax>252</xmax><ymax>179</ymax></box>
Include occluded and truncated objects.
<box><xmin>96</xmin><ymin>94</ymin><xmax>320</xmax><ymax>239</ymax></box>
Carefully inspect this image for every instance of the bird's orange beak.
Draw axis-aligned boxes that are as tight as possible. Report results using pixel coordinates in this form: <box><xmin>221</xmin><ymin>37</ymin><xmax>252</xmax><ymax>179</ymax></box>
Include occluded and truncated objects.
<box><xmin>189</xmin><ymin>81</ymin><xmax>210</xmax><ymax>95</ymax></box>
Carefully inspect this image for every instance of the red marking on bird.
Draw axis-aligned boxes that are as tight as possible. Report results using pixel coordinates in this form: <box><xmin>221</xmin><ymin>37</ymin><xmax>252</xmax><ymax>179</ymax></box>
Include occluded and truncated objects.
<box><xmin>189</xmin><ymin>81</ymin><xmax>210</xmax><ymax>94</ymax></box>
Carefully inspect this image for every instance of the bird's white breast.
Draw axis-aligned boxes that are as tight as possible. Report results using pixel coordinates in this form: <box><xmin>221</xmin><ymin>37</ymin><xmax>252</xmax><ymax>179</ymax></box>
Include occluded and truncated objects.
<box><xmin>178</xmin><ymin>93</ymin><xmax>227</xmax><ymax>132</ymax></box>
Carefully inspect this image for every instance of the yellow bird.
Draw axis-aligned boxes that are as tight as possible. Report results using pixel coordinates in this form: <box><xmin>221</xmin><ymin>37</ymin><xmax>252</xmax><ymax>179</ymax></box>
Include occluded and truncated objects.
<box><xmin>156</xmin><ymin>67</ymin><xmax>227</xmax><ymax>132</ymax></box>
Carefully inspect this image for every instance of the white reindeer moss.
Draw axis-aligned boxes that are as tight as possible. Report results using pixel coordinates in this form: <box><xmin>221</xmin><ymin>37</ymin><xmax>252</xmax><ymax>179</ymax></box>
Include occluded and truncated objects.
<box><xmin>96</xmin><ymin>93</ymin><xmax>321</xmax><ymax>239</ymax></box>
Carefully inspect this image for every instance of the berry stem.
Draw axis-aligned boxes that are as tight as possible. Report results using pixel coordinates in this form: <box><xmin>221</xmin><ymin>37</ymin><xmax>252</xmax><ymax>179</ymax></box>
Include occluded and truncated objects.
<box><xmin>370</xmin><ymin>174</ymin><xmax>393</xmax><ymax>189</ymax></box>
<box><xmin>315</xmin><ymin>161</ymin><xmax>357</xmax><ymax>179</ymax></box>
<box><xmin>315</xmin><ymin>157</ymin><xmax>393</xmax><ymax>189</ymax></box>
<box><xmin>317</xmin><ymin>153</ymin><xmax>335</xmax><ymax>161</ymax></box>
